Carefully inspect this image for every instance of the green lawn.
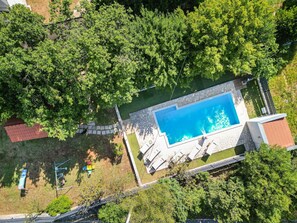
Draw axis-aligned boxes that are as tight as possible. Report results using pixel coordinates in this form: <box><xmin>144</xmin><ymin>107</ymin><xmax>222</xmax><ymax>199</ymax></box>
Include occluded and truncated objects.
<box><xmin>119</xmin><ymin>74</ymin><xmax>234</xmax><ymax>120</ymax></box>
<box><xmin>0</xmin><ymin>127</ymin><xmax>136</xmax><ymax>214</ymax></box>
<box><xmin>127</xmin><ymin>133</ymin><xmax>245</xmax><ymax>184</ymax></box>
<box><xmin>241</xmin><ymin>80</ymin><xmax>265</xmax><ymax>118</ymax></box>
<box><xmin>269</xmin><ymin>44</ymin><xmax>297</xmax><ymax>141</ymax></box>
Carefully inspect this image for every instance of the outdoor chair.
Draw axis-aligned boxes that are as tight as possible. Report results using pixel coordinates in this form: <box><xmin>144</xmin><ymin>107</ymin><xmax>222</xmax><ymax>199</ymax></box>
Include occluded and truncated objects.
<box><xmin>188</xmin><ymin>143</ymin><xmax>202</xmax><ymax>160</ymax></box>
<box><xmin>171</xmin><ymin>151</ymin><xmax>185</xmax><ymax>164</ymax></box>
<box><xmin>205</xmin><ymin>141</ymin><xmax>218</xmax><ymax>156</ymax></box>
<box><xmin>145</xmin><ymin>146</ymin><xmax>160</xmax><ymax>164</ymax></box>
<box><xmin>140</xmin><ymin>141</ymin><xmax>154</xmax><ymax>155</ymax></box>
<box><xmin>151</xmin><ymin>154</ymin><xmax>167</xmax><ymax>171</ymax></box>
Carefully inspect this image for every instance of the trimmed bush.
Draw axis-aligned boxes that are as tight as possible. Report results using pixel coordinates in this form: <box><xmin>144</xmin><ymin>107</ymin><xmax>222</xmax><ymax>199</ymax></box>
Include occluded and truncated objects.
<box><xmin>46</xmin><ymin>195</ymin><xmax>72</xmax><ymax>216</ymax></box>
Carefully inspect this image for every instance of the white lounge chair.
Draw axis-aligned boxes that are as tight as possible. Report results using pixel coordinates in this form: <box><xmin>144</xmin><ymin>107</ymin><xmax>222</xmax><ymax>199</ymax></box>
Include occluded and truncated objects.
<box><xmin>188</xmin><ymin>143</ymin><xmax>202</xmax><ymax>160</ymax></box>
<box><xmin>205</xmin><ymin>141</ymin><xmax>218</xmax><ymax>156</ymax></box>
<box><xmin>201</xmin><ymin>137</ymin><xmax>212</xmax><ymax>149</ymax></box>
<box><xmin>145</xmin><ymin>147</ymin><xmax>160</xmax><ymax>163</ymax></box>
<box><xmin>152</xmin><ymin>155</ymin><xmax>167</xmax><ymax>171</ymax></box>
<box><xmin>140</xmin><ymin>142</ymin><xmax>154</xmax><ymax>155</ymax></box>
<box><xmin>171</xmin><ymin>151</ymin><xmax>185</xmax><ymax>164</ymax></box>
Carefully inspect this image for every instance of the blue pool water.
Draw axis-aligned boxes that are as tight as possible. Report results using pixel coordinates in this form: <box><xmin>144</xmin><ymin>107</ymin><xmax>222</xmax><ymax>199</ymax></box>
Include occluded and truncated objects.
<box><xmin>154</xmin><ymin>93</ymin><xmax>239</xmax><ymax>145</ymax></box>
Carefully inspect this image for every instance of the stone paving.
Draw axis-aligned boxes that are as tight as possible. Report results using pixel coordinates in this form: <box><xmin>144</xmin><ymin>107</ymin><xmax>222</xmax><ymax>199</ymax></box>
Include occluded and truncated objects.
<box><xmin>123</xmin><ymin>80</ymin><xmax>255</xmax><ymax>173</ymax></box>
<box><xmin>77</xmin><ymin>122</ymin><xmax>119</xmax><ymax>135</ymax></box>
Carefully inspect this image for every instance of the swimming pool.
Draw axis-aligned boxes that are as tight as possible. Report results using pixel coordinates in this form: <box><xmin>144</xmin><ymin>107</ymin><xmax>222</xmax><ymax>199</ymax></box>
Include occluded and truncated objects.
<box><xmin>154</xmin><ymin>93</ymin><xmax>240</xmax><ymax>145</ymax></box>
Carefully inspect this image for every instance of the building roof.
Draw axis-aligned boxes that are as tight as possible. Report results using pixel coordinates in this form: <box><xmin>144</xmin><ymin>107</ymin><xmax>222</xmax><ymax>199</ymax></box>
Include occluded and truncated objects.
<box><xmin>0</xmin><ymin>0</ymin><xmax>9</xmax><ymax>12</ymax></box>
<box><xmin>263</xmin><ymin>117</ymin><xmax>294</xmax><ymax>148</ymax></box>
<box><xmin>4</xmin><ymin>118</ymin><xmax>48</xmax><ymax>142</ymax></box>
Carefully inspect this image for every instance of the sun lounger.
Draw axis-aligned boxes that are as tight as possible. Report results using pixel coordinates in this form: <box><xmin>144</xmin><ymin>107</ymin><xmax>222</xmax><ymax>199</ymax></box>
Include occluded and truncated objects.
<box><xmin>188</xmin><ymin>143</ymin><xmax>202</xmax><ymax>160</ymax></box>
<box><xmin>205</xmin><ymin>141</ymin><xmax>218</xmax><ymax>156</ymax></box>
<box><xmin>171</xmin><ymin>151</ymin><xmax>185</xmax><ymax>164</ymax></box>
<box><xmin>152</xmin><ymin>155</ymin><xmax>167</xmax><ymax>171</ymax></box>
<box><xmin>140</xmin><ymin>142</ymin><xmax>154</xmax><ymax>155</ymax></box>
<box><xmin>201</xmin><ymin>137</ymin><xmax>212</xmax><ymax>148</ymax></box>
<box><xmin>145</xmin><ymin>147</ymin><xmax>160</xmax><ymax>163</ymax></box>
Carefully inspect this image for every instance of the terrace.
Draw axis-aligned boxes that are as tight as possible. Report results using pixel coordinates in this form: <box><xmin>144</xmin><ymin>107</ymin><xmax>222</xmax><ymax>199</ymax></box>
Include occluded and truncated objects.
<box><xmin>123</xmin><ymin>80</ymin><xmax>254</xmax><ymax>173</ymax></box>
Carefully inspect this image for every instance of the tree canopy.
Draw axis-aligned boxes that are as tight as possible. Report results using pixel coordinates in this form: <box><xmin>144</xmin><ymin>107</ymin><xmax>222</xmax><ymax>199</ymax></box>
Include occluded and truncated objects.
<box><xmin>0</xmin><ymin>1</ymin><xmax>283</xmax><ymax>138</ymax></box>
<box><xmin>188</xmin><ymin>0</ymin><xmax>278</xmax><ymax>80</ymax></box>
<box><xmin>240</xmin><ymin>144</ymin><xmax>297</xmax><ymax>222</ymax></box>
<box><xmin>130</xmin><ymin>8</ymin><xmax>188</xmax><ymax>89</ymax></box>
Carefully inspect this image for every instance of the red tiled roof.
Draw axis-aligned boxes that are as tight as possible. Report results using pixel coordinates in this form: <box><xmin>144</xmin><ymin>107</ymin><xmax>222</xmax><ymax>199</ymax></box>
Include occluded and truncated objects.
<box><xmin>5</xmin><ymin>123</ymin><xmax>48</xmax><ymax>142</ymax></box>
<box><xmin>263</xmin><ymin>117</ymin><xmax>294</xmax><ymax>148</ymax></box>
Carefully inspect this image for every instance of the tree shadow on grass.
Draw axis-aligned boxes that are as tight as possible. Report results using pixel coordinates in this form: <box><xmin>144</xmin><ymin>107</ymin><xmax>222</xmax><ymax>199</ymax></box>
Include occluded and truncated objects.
<box><xmin>0</xmin><ymin>127</ymin><xmax>117</xmax><ymax>189</ymax></box>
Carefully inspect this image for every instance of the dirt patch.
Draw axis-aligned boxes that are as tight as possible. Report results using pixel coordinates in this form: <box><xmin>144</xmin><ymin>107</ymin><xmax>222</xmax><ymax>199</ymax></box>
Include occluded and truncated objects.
<box><xmin>26</xmin><ymin>0</ymin><xmax>80</xmax><ymax>22</ymax></box>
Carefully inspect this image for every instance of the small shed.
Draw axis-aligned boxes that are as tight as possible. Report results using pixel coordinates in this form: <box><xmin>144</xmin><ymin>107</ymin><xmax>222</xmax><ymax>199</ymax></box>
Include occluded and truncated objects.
<box><xmin>4</xmin><ymin>118</ymin><xmax>48</xmax><ymax>143</ymax></box>
<box><xmin>247</xmin><ymin>114</ymin><xmax>295</xmax><ymax>149</ymax></box>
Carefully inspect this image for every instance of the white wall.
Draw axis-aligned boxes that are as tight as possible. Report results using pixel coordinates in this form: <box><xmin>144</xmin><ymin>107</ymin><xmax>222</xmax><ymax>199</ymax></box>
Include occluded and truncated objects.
<box><xmin>247</xmin><ymin>122</ymin><xmax>267</xmax><ymax>149</ymax></box>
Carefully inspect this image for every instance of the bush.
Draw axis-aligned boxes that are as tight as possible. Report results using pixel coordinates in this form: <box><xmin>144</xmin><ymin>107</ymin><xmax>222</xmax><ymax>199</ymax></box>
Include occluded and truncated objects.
<box><xmin>98</xmin><ymin>202</ymin><xmax>127</xmax><ymax>223</ymax></box>
<box><xmin>113</xmin><ymin>143</ymin><xmax>124</xmax><ymax>163</ymax></box>
<box><xmin>46</xmin><ymin>195</ymin><xmax>72</xmax><ymax>216</ymax></box>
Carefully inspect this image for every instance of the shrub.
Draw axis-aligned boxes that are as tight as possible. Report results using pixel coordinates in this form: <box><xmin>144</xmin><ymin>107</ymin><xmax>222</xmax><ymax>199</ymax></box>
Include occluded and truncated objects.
<box><xmin>113</xmin><ymin>143</ymin><xmax>124</xmax><ymax>163</ymax></box>
<box><xmin>46</xmin><ymin>195</ymin><xmax>72</xmax><ymax>216</ymax></box>
<box><xmin>98</xmin><ymin>202</ymin><xmax>127</xmax><ymax>223</ymax></box>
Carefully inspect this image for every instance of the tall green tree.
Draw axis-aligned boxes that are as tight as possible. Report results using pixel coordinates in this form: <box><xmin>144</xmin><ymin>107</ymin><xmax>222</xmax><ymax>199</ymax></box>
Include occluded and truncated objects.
<box><xmin>206</xmin><ymin>178</ymin><xmax>249</xmax><ymax>223</ymax></box>
<box><xmin>276</xmin><ymin>2</ymin><xmax>297</xmax><ymax>44</ymax></box>
<box><xmin>240</xmin><ymin>144</ymin><xmax>297</xmax><ymax>222</ymax></box>
<box><xmin>130</xmin><ymin>8</ymin><xmax>188</xmax><ymax>89</ymax></box>
<box><xmin>80</xmin><ymin>3</ymin><xmax>138</xmax><ymax>108</ymax></box>
<box><xmin>0</xmin><ymin>4</ymin><xmax>46</xmax><ymax>54</ymax></box>
<box><xmin>188</xmin><ymin>0</ymin><xmax>278</xmax><ymax>80</ymax></box>
<box><xmin>0</xmin><ymin>5</ymin><xmax>46</xmax><ymax>124</ymax></box>
<box><xmin>1</xmin><ymin>3</ymin><xmax>139</xmax><ymax>139</ymax></box>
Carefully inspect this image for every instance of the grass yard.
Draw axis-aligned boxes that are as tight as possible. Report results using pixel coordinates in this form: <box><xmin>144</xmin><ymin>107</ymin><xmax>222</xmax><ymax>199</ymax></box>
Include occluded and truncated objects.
<box><xmin>127</xmin><ymin>133</ymin><xmax>245</xmax><ymax>184</ymax></box>
<box><xmin>119</xmin><ymin>74</ymin><xmax>234</xmax><ymax>120</ymax></box>
<box><xmin>0</xmin><ymin>127</ymin><xmax>136</xmax><ymax>214</ymax></box>
<box><xmin>241</xmin><ymin>80</ymin><xmax>265</xmax><ymax>118</ymax></box>
<box><xmin>269</xmin><ymin>44</ymin><xmax>297</xmax><ymax>141</ymax></box>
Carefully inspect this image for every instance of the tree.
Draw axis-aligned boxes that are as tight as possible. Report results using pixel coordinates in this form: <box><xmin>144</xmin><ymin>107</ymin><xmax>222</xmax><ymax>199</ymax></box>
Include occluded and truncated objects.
<box><xmin>0</xmin><ymin>3</ymin><xmax>139</xmax><ymax>139</ymax></box>
<box><xmin>122</xmin><ymin>183</ymin><xmax>175</xmax><ymax>223</ymax></box>
<box><xmin>98</xmin><ymin>202</ymin><xmax>128</xmax><ymax>223</ymax></box>
<box><xmin>240</xmin><ymin>144</ymin><xmax>297</xmax><ymax>222</ymax></box>
<box><xmin>79</xmin><ymin>3</ymin><xmax>139</xmax><ymax>108</ymax></box>
<box><xmin>188</xmin><ymin>0</ymin><xmax>278</xmax><ymax>80</ymax></box>
<box><xmin>276</xmin><ymin>2</ymin><xmax>297</xmax><ymax>44</ymax></box>
<box><xmin>129</xmin><ymin>8</ymin><xmax>188</xmax><ymax>89</ymax></box>
<box><xmin>0</xmin><ymin>4</ymin><xmax>46</xmax><ymax>54</ymax></box>
<box><xmin>206</xmin><ymin>178</ymin><xmax>249</xmax><ymax>223</ymax></box>
<box><xmin>159</xmin><ymin>178</ymin><xmax>189</xmax><ymax>223</ymax></box>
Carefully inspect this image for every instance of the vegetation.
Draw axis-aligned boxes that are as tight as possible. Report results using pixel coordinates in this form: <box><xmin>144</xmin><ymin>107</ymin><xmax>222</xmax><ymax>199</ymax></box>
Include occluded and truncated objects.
<box><xmin>0</xmin><ymin>0</ymin><xmax>281</xmax><ymax>139</ymax></box>
<box><xmin>123</xmin><ymin>184</ymin><xmax>176</xmax><ymax>222</ymax></box>
<box><xmin>101</xmin><ymin>144</ymin><xmax>297</xmax><ymax>222</ymax></box>
<box><xmin>241</xmin><ymin>144</ymin><xmax>297</xmax><ymax>222</ymax></box>
<box><xmin>276</xmin><ymin>0</ymin><xmax>297</xmax><ymax>44</ymax></box>
<box><xmin>241</xmin><ymin>80</ymin><xmax>265</xmax><ymax>118</ymax></box>
<box><xmin>269</xmin><ymin>44</ymin><xmax>297</xmax><ymax>139</ymax></box>
<box><xmin>187</xmin><ymin>0</ymin><xmax>278</xmax><ymax>80</ymax></box>
<box><xmin>46</xmin><ymin>195</ymin><xmax>72</xmax><ymax>216</ymax></box>
<box><xmin>98</xmin><ymin>202</ymin><xmax>128</xmax><ymax>223</ymax></box>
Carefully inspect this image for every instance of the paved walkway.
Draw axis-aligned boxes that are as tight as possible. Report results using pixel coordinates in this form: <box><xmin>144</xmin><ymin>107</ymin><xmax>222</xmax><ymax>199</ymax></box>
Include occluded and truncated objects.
<box><xmin>76</xmin><ymin>122</ymin><xmax>119</xmax><ymax>135</ymax></box>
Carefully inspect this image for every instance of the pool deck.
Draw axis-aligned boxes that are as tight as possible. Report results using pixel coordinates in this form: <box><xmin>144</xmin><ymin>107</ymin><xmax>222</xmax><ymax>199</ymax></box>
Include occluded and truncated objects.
<box><xmin>123</xmin><ymin>80</ymin><xmax>254</xmax><ymax>173</ymax></box>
